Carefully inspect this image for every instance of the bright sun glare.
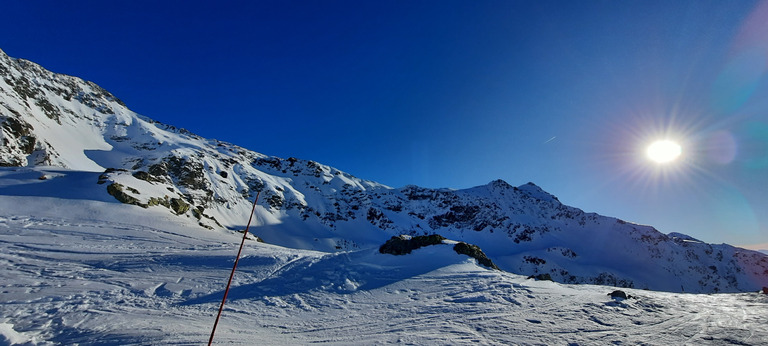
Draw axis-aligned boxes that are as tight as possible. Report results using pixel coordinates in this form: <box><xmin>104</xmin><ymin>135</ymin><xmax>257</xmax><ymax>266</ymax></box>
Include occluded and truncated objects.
<box><xmin>646</xmin><ymin>140</ymin><xmax>682</xmax><ymax>163</ymax></box>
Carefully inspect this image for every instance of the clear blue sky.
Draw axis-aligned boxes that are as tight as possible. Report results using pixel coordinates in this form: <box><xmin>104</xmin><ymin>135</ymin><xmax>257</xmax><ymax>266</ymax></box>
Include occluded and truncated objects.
<box><xmin>2</xmin><ymin>0</ymin><xmax>767</xmax><ymax>249</ymax></box>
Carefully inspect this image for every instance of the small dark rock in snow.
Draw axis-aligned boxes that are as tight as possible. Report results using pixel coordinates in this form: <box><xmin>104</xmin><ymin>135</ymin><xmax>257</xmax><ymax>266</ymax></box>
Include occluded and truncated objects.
<box><xmin>762</xmin><ymin>287</ymin><xmax>768</xmax><ymax>294</ymax></box>
<box><xmin>527</xmin><ymin>273</ymin><xmax>553</xmax><ymax>281</ymax></box>
<box><xmin>608</xmin><ymin>290</ymin><xmax>631</xmax><ymax>299</ymax></box>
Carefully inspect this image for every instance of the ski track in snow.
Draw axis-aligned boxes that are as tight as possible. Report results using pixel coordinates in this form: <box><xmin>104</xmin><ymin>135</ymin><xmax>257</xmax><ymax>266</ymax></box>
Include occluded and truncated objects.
<box><xmin>1</xmin><ymin>208</ymin><xmax>767</xmax><ymax>345</ymax></box>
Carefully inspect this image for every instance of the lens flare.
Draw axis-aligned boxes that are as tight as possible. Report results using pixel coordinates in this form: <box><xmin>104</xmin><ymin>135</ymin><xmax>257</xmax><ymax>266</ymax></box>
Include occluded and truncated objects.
<box><xmin>704</xmin><ymin>130</ymin><xmax>737</xmax><ymax>165</ymax></box>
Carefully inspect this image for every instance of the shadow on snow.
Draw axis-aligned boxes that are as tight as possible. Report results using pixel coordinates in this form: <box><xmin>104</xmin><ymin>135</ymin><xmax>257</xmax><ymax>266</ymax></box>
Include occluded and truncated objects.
<box><xmin>179</xmin><ymin>245</ymin><xmax>471</xmax><ymax>306</ymax></box>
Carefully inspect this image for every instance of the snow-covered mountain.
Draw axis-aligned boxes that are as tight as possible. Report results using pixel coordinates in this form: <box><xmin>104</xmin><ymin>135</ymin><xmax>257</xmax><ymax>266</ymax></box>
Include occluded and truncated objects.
<box><xmin>2</xmin><ymin>196</ymin><xmax>765</xmax><ymax>345</ymax></box>
<box><xmin>1</xmin><ymin>48</ymin><xmax>766</xmax><ymax>294</ymax></box>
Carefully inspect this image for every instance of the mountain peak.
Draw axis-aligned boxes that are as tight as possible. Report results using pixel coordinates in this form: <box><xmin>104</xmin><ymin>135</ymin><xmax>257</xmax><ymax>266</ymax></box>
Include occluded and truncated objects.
<box><xmin>516</xmin><ymin>181</ymin><xmax>560</xmax><ymax>203</ymax></box>
<box><xmin>1</xmin><ymin>48</ymin><xmax>766</xmax><ymax>293</ymax></box>
<box><xmin>488</xmin><ymin>179</ymin><xmax>513</xmax><ymax>189</ymax></box>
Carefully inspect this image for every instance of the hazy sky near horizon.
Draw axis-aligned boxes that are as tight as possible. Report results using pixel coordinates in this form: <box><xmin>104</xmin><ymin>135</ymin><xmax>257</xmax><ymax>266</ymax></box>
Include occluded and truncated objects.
<box><xmin>1</xmin><ymin>0</ymin><xmax>767</xmax><ymax>248</ymax></box>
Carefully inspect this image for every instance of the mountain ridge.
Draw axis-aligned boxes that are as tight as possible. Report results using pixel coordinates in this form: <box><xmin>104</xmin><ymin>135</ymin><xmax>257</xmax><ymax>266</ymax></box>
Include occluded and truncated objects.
<box><xmin>1</xmin><ymin>48</ymin><xmax>766</xmax><ymax>293</ymax></box>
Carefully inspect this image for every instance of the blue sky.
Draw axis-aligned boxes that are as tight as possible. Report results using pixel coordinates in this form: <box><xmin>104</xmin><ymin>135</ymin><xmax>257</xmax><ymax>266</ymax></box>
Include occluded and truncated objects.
<box><xmin>2</xmin><ymin>0</ymin><xmax>767</xmax><ymax>249</ymax></box>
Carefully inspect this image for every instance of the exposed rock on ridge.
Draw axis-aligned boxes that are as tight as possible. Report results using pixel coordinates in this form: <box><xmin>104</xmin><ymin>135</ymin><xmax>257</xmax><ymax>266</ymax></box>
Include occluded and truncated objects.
<box><xmin>1</xmin><ymin>48</ymin><xmax>767</xmax><ymax>293</ymax></box>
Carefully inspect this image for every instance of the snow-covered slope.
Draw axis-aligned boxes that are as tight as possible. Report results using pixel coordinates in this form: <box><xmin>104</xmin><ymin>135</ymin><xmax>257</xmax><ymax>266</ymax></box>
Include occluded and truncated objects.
<box><xmin>1</xmin><ymin>194</ymin><xmax>767</xmax><ymax>345</ymax></box>
<box><xmin>1</xmin><ymin>48</ymin><xmax>767</xmax><ymax>294</ymax></box>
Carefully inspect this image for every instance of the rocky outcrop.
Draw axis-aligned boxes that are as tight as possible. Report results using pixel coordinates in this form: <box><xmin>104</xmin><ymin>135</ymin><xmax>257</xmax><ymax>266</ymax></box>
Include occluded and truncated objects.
<box><xmin>0</xmin><ymin>115</ymin><xmax>36</xmax><ymax>166</ymax></box>
<box><xmin>1</xmin><ymin>48</ymin><xmax>767</xmax><ymax>293</ymax></box>
<box><xmin>379</xmin><ymin>235</ymin><xmax>498</xmax><ymax>270</ymax></box>
<box><xmin>379</xmin><ymin>234</ymin><xmax>446</xmax><ymax>255</ymax></box>
<box><xmin>106</xmin><ymin>182</ymin><xmax>142</xmax><ymax>206</ymax></box>
<box><xmin>453</xmin><ymin>242</ymin><xmax>499</xmax><ymax>270</ymax></box>
<box><xmin>608</xmin><ymin>290</ymin><xmax>632</xmax><ymax>300</ymax></box>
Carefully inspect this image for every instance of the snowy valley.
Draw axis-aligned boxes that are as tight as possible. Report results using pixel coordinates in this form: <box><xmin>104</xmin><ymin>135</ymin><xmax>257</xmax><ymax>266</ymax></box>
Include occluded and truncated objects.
<box><xmin>1</xmin><ymin>48</ymin><xmax>768</xmax><ymax>344</ymax></box>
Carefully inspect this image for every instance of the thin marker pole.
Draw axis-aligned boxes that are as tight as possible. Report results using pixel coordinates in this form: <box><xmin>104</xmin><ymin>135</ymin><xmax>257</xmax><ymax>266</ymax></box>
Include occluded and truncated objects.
<box><xmin>208</xmin><ymin>191</ymin><xmax>260</xmax><ymax>346</ymax></box>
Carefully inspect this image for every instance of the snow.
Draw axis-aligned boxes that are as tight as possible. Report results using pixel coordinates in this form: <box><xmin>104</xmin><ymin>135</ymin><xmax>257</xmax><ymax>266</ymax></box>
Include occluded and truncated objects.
<box><xmin>3</xmin><ymin>47</ymin><xmax>767</xmax><ymax>294</ymax></box>
<box><xmin>0</xmin><ymin>323</ymin><xmax>35</xmax><ymax>345</ymax></box>
<box><xmin>1</xmin><ymin>190</ymin><xmax>767</xmax><ymax>345</ymax></box>
<box><xmin>2</xmin><ymin>48</ymin><xmax>768</xmax><ymax>344</ymax></box>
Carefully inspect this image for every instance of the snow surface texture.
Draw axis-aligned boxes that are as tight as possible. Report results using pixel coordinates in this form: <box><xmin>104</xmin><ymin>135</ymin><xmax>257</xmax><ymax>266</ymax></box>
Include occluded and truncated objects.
<box><xmin>1</xmin><ymin>48</ymin><xmax>767</xmax><ymax>294</ymax></box>
<box><xmin>1</xmin><ymin>194</ymin><xmax>767</xmax><ymax>345</ymax></box>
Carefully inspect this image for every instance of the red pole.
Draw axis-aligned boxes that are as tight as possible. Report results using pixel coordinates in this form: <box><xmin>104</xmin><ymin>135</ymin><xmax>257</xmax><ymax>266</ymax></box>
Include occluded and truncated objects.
<box><xmin>208</xmin><ymin>191</ymin><xmax>261</xmax><ymax>346</ymax></box>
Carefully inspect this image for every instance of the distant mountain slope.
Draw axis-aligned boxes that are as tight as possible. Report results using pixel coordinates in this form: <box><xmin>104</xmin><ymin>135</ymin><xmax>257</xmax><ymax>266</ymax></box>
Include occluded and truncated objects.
<box><xmin>1</xmin><ymin>48</ymin><xmax>766</xmax><ymax>293</ymax></box>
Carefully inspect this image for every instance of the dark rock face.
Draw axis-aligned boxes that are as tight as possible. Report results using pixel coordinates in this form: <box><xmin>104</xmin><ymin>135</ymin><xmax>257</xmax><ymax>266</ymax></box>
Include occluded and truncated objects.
<box><xmin>453</xmin><ymin>242</ymin><xmax>499</xmax><ymax>270</ymax></box>
<box><xmin>148</xmin><ymin>157</ymin><xmax>208</xmax><ymax>190</ymax></box>
<box><xmin>430</xmin><ymin>205</ymin><xmax>481</xmax><ymax>229</ymax></box>
<box><xmin>378</xmin><ymin>235</ymin><xmax>499</xmax><ymax>270</ymax></box>
<box><xmin>592</xmin><ymin>273</ymin><xmax>635</xmax><ymax>289</ymax></box>
<box><xmin>146</xmin><ymin>156</ymin><xmax>212</xmax><ymax>208</ymax></box>
<box><xmin>170</xmin><ymin>198</ymin><xmax>190</xmax><ymax>215</ymax></box>
<box><xmin>107</xmin><ymin>183</ymin><xmax>142</xmax><ymax>207</ymax></box>
<box><xmin>528</xmin><ymin>273</ymin><xmax>553</xmax><ymax>281</ymax></box>
<box><xmin>0</xmin><ymin>115</ymin><xmax>36</xmax><ymax>166</ymax></box>
<box><xmin>132</xmin><ymin>171</ymin><xmax>153</xmax><ymax>182</ymax></box>
<box><xmin>608</xmin><ymin>290</ymin><xmax>631</xmax><ymax>299</ymax></box>
<box><xmin>379</xmin><ymin>234</ymin><xmax>446</xmax><ymax>255</ymax></box>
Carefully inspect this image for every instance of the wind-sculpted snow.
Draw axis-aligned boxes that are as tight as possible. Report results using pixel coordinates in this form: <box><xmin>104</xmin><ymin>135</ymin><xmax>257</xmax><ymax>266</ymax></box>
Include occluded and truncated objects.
<box><xmin>0</xmin><ymin>48</ymin><xmax>767</xmax><ymax>294</ymax></box>
<box><xmin>0</xmin><ymin>198</ymin><xmax>767</xmax><ymax>345</ymax></box>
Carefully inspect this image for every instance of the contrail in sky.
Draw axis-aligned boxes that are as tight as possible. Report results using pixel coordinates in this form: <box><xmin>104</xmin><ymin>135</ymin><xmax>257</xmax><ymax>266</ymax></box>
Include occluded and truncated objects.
<box><xmin>544</xmin><ymin>136</ymin><xmax>556</xmax><ymax>144</ymax></box>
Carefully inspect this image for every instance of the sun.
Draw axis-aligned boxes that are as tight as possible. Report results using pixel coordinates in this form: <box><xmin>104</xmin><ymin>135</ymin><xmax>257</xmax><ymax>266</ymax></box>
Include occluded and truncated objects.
<box><xmin>646</xmin><ymin>140</ymin><xmax>682</xmax><ymax>163</ymax></box>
